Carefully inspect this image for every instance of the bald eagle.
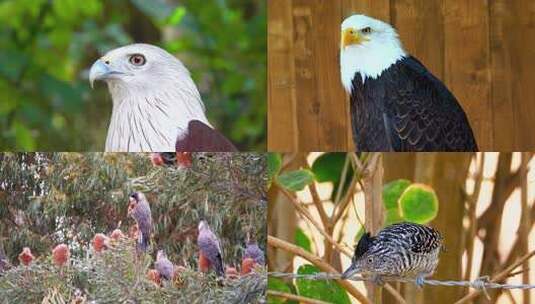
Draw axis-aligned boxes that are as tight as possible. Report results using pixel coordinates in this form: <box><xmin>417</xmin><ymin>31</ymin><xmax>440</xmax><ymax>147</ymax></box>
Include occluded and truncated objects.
<box><xmin>89</xmin><ymin>44</ymin><xmax>237</xmax><ymax>152</ymax></box>
<box><xmin>340</xmin><ymin>15</ymin><xmax>478</xmax><ymax>151</ymax></box>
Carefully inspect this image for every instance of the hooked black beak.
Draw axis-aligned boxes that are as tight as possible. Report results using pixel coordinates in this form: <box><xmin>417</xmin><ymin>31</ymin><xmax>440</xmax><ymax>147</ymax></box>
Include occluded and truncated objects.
<box><xmin>341</xmin><ymin>264</ymin><xmax>358</xmax><ymax>279</ymax></box>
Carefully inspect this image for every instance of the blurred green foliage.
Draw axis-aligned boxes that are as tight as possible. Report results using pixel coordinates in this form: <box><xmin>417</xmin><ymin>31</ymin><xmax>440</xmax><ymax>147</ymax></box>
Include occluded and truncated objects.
<box><xmin>0</xmin><ymin>0</ymin><xmax>266</xmax><ymax>151</ymax></box>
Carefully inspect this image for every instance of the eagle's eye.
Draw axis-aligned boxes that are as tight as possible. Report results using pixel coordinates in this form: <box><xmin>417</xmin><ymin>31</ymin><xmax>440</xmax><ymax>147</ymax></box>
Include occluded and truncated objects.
<box><xmin>129</xmin><ymin>54</ymin><xmax>146</xmax><ymax>66</ymax></box>
<box><xmin>361</xmin><ymin>27</ymin><xmax>372</xmax><ymax>34</ymax></box>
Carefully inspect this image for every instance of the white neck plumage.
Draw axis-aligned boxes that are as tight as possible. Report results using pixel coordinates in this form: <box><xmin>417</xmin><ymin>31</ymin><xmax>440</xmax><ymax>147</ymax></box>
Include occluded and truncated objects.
<box><xmin>340</xmin><ymin>37</ymin><xmax>406</xmax><ymax>93</ymax></box>
<box><xmin>105</xmin><ymin>81</ymin><xmax>209</xmax><ymax>152</ymax></box>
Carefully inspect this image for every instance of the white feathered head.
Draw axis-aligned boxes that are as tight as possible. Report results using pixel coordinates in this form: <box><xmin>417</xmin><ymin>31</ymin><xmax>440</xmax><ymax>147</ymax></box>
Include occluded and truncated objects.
<box><xmin>89</xmin><ymin>44</ymin><xmax>209</xmax><ymax>152</ymax></box>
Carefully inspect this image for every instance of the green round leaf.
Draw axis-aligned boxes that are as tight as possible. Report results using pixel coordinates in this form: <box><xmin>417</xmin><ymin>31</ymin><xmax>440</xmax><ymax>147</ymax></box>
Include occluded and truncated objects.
<box><xmin>398</xmin><ymin>184</ymin><xmax>439</xmax><ymax>224</ymax></box>
<box><xmin>311</xmin><ymin>153</ymin><xmax>354</xmax><ymax>202</ymax></box>
<box><xmin>268</xmin><ymin>277</ymin><xmax>294</xmax><ymax>304</ymax></box>
<box><xmin>384</xmin><ymin>208</ymin><xmax>403</xmax><ymax>225</ymax></box>
<box><xmin>268</xmin><ymin>153</ymin><xmax>282</xmax><ymax>180</ymax></box>
<box><xmin>296</xmin><ymin>265</ymin><xmax>351</xmax><ymax>304</ymax></box>
<box><xmin>311</xmin><ymin>153</ymin><xmax>348</xmax><ymax>183</ymax></box>
<box><xmin>295</xmin><ymin>228</ymin><xmax>312</xmax><ymax>253</ymax></box>
<box><xmin>383</xmin><ymin>179</ymin><xmax>411</xmax><ymax>210</ymax></box>
<box><xmin>276</xmin><ymin>170</ymin><xmax>315</xmax><ymax>192</ymax></box>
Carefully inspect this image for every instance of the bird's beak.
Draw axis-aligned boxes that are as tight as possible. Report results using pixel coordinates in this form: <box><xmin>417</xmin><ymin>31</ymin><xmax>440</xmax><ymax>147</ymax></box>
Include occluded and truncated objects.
<box><xmin>341</xmin><ymin>28</ymin><xmax>364</xmax><ymax>49</ymax></box>
<box><xmin>341</xmin><ymin>264</ymin><xmax>358</xmax><ymax>279</ymax></box>
<box><xmin>89</xmin><ymin>59</ymin><xmax>124</xmax><ymax>88</ymax></box>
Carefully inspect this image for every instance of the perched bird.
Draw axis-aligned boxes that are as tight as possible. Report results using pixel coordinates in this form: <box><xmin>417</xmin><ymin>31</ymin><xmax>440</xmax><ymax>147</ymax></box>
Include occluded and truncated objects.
<box><xmin>197</xmin><ymin>220</ymin><xmax>225</xmax><ymax>277</ymax></box>
<box><xmin>244</xmin><ymin>238</ymin><xmax>265</xmax><ymax>265</ymax></box>
<box><xmin>340</xmin><ymin>15</ymin><xmax>477</xmax><ymax>151</ymax></box>
<box><xmin>92</xmin><ymin>233</ymin><xmax>110</xmax><ymax>253</ymax></box>
<box><xmin>155</xmin><ymin>250</ymin><xmax>174</xmax><ymax>281</ymax></box>
<box><xmin>89</xmin><ymin>43</ymin><xmax>237</xmax><ymax>152</ymax></box>
<box><xmin>18</xmin><ymin>247</ymin><xmax>35</xmax><ymax>266</ymax></box>
<box><xmin>241</xmin><ymin>257</ymin><xmax>256</xmax><ymax>275</ymax></box>
<box><xmin>110</xmin><ymin>229</ymin><xmax>125</xmax><ymax>241</ymax></box>
<box><xmin>198</xmin><ymin>251</ymin><xmax>211</xmax><ymax>273</ymax></box>
<box><xmin>52</xmin><ymin>244</ymin><xmax>70</xmax><ymax>267</ymax></box>
<box><xmin>127</xmin><ymin>192</ymin><xmax>153</xmax><ymax>251</ymax></box>
<box><xmin>342</xmin><ymin>222</ymin><xmax>443</xmax><ymax>286</ymax></box>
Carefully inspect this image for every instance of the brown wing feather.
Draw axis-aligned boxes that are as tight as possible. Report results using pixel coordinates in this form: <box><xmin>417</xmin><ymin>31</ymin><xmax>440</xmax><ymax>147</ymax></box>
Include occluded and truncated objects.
<box><xmin>175</xmin><ymin>120</ymin><xmax>238</xmax><ymax>152</ymax></box>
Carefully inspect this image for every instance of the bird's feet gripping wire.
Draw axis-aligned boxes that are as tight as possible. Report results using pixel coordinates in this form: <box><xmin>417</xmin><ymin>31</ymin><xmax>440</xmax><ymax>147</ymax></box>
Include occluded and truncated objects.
<box><xmin>415</xmin><ymin>274</ymin><xmax>427</xmax><ymax>289</ymax></box>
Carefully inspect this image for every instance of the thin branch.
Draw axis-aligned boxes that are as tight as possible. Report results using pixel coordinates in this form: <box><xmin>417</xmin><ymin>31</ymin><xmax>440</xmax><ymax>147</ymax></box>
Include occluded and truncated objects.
<box><xmin>308</xmin><ymin>182</ymin><xmax>330</xmax><ymax>230</ymax></box>
<box><xmin>520</xmin><ymin>152</ymin><xmax>531</xmax><ymax>303</ymax></box>
<box><xmin>464</xmin><ymin>153</ymin><xmax>484</xmax><ymax>286</ymax></box>
<box><xmin>332</xmin><ymin>153</ymin><xmax>365</xmax><ymax>224</ymax></box>
<box><xmin>334</xmin><ymin>154</ymin><xmax>351</xmax><ymax>204</ymax></box>
<box><xmin>277</xmin><ymin>186</ymin><xmax>353</xmax><ymax>257</ymax></box>
<box><xmin>267</xmin><ymin>290</ymin><xmax>331</xmax><ymax>304</ymax></box>
<box><xmin>268</xmin><ymin>235</ymin><xmax>371</xmax><ymax>304</ymax></box>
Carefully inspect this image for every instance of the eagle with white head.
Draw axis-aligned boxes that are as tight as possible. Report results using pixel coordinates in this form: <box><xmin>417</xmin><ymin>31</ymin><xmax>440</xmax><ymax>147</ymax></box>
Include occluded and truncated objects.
<box><xmin>340</xmin><ymin>15</ymin><xmax>477</xmax><ymax>151</ymax></box>
<box><xmin>89</xmin><ymin>43</ymin><xmax>237</xmax><ymax>152</ymax></box>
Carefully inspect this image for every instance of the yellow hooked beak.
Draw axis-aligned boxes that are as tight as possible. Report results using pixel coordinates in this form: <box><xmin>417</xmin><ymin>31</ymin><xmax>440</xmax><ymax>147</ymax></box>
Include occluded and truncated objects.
<box><xmin>341</xmin><ymin>28</ymin><xmax>367</xmax><ymax>49</ymax></box>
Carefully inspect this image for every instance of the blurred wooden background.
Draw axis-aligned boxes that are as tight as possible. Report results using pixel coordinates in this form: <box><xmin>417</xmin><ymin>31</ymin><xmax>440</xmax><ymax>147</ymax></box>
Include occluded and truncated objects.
<box><xmin>267</xmin><ymin>0</ymin><xmax>535</xmax><ymax>151</ymax></box>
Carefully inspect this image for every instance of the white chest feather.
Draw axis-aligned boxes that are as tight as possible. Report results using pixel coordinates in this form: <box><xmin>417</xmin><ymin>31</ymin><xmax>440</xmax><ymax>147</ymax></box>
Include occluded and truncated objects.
<box><xmin>340</xmin><ymin>39</ymin><xmax>406</xmax><ymax>93</ymax></box>
<box><xmin>105</xmin><ymin>89</ymin><xmax>209</xmax><ymax>152</ymax></box>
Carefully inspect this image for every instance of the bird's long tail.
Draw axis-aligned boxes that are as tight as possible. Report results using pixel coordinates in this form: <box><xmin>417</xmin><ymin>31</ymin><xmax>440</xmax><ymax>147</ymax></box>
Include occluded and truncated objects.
<box><xmin>215</xmin><ymin>256</ymin><xmax>225</xmax><ymax>277</ymax></box>
<box><xmin>137</xmin><ymin>232</ymin><xmax>149</xmax><ymax>252</ymax></box>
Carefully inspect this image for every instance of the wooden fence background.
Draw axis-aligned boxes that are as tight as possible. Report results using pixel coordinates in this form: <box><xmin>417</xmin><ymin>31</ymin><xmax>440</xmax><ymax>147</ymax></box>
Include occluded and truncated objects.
<box><xmin>268</xmin><ymin>0</ymin><xmax>535</xmax><ymax>151</ymax></box>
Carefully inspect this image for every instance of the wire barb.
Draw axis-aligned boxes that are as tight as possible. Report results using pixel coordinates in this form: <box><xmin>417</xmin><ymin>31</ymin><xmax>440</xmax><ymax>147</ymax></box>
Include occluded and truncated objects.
<box><xmin>267</xmin><ymin>272</ymin><xmax>535</xmax><ymax>290</ymax></box>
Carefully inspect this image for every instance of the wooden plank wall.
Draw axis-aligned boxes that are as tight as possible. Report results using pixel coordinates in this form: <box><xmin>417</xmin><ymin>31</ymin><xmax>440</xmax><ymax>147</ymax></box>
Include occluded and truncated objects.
<box><xmin>267</xmin><ymin>0</ymin><xmax>535</xmax><ymax>151</ymax></box>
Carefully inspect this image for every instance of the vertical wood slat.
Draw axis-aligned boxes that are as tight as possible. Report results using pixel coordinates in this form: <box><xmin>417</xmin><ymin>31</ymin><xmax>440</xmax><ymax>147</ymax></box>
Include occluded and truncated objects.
<box><xmin>394</xmin><ymin>0</ymin><xmax>445</xmax><ymax>79</ymax></box>
<box><xmin>267</xmin><ymin>0</ymin><xmax>535</xmax><ymax>151</ymax></box>
<box><xmin>292</xmin><ymin>0</ymin><xmax>321</xmax><ymax>150</ymax></box>
<box><xmin>489</xmin><ymin>0</ymin><xmax>515</xmax><ymax>150</ymax></box>
<box><xmin>313</xmin><ymin>0</ymin><xmax>349</xmax><ymax>150</ymax></box>
<box><xmin>443</xmin><ymin>0</ymin><xmax>492</xmax><ymax>150</ymax></box>
<box><xmin>267</xmin><ymin>0</ymin><xmax>297</xmax><ymax>152</ymax></box>
<box><xmin>510</xmin><ymin>0</ymin><xmax>535</xmax><ymax>150</ymax></box>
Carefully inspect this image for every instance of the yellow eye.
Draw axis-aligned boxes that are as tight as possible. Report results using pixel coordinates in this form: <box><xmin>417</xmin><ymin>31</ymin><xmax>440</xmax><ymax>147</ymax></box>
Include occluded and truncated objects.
<box><xmin>361</xmin><ymin>27</ymin><xmax>372</xmax><ymax>34</ymax></box>
<box><xmin>129</xmin><ymin>54</ymin><xmax>146</xmax><ymax>66</ymax></box>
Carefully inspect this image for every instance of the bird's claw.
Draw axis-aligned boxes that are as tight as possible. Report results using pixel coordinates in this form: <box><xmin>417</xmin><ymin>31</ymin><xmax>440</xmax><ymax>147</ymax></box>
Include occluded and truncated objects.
<box><xmin>415</xmin><ymin>276</ymin><xmax>425</xmax><ymax>289</ymax></box>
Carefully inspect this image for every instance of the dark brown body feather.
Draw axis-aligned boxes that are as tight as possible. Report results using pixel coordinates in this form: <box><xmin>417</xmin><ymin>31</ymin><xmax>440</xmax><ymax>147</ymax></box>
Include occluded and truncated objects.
<box><xmin>175</xmin><ymin>120</ymin><xmax>238</xmax><ymax>152</ymax></box>
<box><xmin>350</xmin><ymin>56</ymin><xmax>478</xmax><ymax>152</ymax></box>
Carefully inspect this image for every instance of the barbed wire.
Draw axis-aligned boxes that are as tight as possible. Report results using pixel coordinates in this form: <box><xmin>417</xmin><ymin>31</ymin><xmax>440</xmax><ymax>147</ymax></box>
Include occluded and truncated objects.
<box><xmin>267</xmin><ymin>271</ymin><xmax>535</xmax><ymax>291</ymax></box>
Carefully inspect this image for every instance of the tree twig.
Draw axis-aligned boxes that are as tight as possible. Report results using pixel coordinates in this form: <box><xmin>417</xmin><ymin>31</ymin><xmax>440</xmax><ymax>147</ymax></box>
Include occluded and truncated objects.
<box><xmin>268</xmin><ymin>235</ymin><xmax>371</xmax><ymax>304</ymax></box>
<box><xmin>277</xmin><ymin>186</ymin><xmax>353</xmax><ymax>257</ymax></box>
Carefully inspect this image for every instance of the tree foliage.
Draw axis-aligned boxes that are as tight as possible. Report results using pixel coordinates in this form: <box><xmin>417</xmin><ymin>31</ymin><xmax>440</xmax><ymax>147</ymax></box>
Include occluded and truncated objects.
<box><xmin>0</xmin><ymin>152</ymin><xmax>267</xmax><ymax>302</ymax></box>
<box><xmin>0</xmin><ymin>0</ymin><xmax>266</xmax><ymax>151</ymax></box>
